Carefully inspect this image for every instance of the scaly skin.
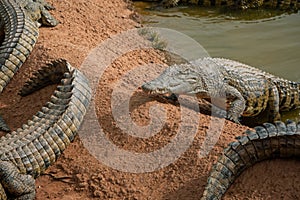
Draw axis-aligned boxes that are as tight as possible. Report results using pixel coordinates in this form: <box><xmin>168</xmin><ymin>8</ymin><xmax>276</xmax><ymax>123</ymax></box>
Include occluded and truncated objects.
<box><xmin>0</xmin><ymin>0</ymin><xmax>39</xmax><ymax>93</ymax></box>
<box><xmin>0</xmin><ymin>0</ymin><xmax>58</xmax><ymax>87</ymax></box>
<box><xmin>202</xmin><ymin>119</ymin><xmax>300</xmax><ymax>199</ymax></box>
<box><xmin>0</xmin><ymin>59</ymin><xmax>92</xmax><ymax>199</ymax></box>
<box><xmin>151</xmin><ymin>0</ymin><xmax>300</xmax><ymax>10</ymax></box>
<box><xmin>0</xmin><ymin>0</ymin><xmax>58</xmax><ymax>131</ymax></box>
<box><xmin>0</xmin><ymin>1</ymin><xmax>91</xmax><ymax>199</ymax></box>
<box><xmin>18</xmin><ymin>0</ymin><xmax>58</xmax><ymax>27</ymax></box>
<box><xmin>142</xmin><ymin>57</ymin><xmax>300</xmax><ymax>123</ymax></box>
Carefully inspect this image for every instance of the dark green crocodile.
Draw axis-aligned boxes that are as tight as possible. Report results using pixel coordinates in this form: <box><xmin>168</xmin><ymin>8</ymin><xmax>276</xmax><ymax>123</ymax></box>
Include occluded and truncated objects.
<box><xmin>142</xmin><ymin>57</ymin><xmax>300</xmax><ymax>123</ymax></box>
<box><xmin>0</xmin><ymin>1</ymin><xmax>92</xmax><ymax>199</ymax></box>
<box><xmin>140</xmin><ymin>0</ymin><xmax>300</xmax><ymax>10</ymax></box>
<box><xmin>202</xmin><ymin>119</ymin><xmax>300</xmax><ymax>199</ymax></box>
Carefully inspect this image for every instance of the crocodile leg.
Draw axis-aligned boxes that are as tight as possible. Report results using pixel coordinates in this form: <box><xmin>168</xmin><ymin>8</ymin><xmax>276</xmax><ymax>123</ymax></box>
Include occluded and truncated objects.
<box><xmin>268</xmin><ymin>82</ymin><xmax>281</xmax><ymax>122</ymax></box>
<box><xmin>201</xmin><ymin>120</ymin><xmax>300</xmax><ymax>199</ymax></box>
<box><xmin>225</xmin><ymin>85</ymin><xmax>246</xmax><ymax>124</ymax></box>
<box><xmin>0</xmin><ymin>161</ymin><xmax>35</xmax><ymax>200</ymax></box>
<box><xmin>22</xmin><ymin>0</ymin><xmax>58</xmax><ymax>27</ymax></box>
<box><xmin>17</xmin><ymin>0</ymin><xmax>59</xmax><ymax>27</ymax></box>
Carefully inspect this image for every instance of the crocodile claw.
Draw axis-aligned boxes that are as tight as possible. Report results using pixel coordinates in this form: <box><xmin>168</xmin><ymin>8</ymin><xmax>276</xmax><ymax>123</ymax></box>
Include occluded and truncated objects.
<box><xmin>226</xmin><ymin>113</ymin><xmax>241</xmax><ymax>124</ymax></box>
<box><xmin>0</xmin><ymin>116</ymin><xmax>10</xmax><ymax>132</ymax></box>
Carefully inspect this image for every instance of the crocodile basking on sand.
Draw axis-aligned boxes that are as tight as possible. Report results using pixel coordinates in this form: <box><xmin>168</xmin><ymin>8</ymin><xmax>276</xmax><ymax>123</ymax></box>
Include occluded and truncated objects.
<box><xmin>142</xmin><ymin>58</ymin><xmax>300</xmax><ymax>198</ymax></box>
<box><xmin>0</xmin><ymin>60</ymin><xmax>91</xmax><ymax>199</ymax></box>
<box><xmin>0</xmin><ymin>0</ymin><xmax>91</xmax><ymax>199</ymax></box>
<box><xmin>202</xmin><ymin>119</ymin><xmax>300</xmax><ymax>199</ymax></box>
<box><xmin>142</xmin><ymin>57</ymin><xmax>300</xmax><ymax>123</ymax></box>
<box><xmin>0</xmin><ymin>0</ymin><xmax>58</xmax><ymax>131</ymax></box>
<box><xmin>144</xmin><ymin>0</ymin><xmax>300</xmax><ymax>10</ymax></box>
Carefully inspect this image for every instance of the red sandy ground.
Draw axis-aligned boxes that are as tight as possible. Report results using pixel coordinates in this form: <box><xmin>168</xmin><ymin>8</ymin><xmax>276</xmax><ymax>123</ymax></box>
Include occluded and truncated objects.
<box><xmin>0</xmin><ymin>0</ymin><xmax>299</xmax><ymax>199</ymax></box>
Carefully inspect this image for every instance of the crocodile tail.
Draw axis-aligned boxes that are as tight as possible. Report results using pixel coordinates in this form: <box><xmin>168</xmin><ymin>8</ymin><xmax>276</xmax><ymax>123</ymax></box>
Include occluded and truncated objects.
<box><xmin>18</xmin><ymin>60</ymin><xmax>69</xmax><ymax>96</ymax></box>
<box><xmin>201</xmin><ymin>120</ymin><xmax>300</xmax><ymax>200</ymax></box>
<box><xmin>273</xmin><ymin>79</ymin><xmax>300</xmax><ymax>111</ymax></box>
<box><xmin>0</xmin><ymin>0</ymin><xmax>39</xmax><ymax>92</ymax></box>
<box><xmin>0</xmin><ymin>60</ymin><xmax>92</xmax><ymax>177</ymax></box>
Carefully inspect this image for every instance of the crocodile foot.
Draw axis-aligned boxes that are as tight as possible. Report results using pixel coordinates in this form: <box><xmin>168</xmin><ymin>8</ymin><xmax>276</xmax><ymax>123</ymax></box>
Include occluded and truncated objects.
<box><xmin>0</xmin><ymin>161</ymin><xmax>35</xmax><ymax>200</ymax></box>
<box><xmin>22</xmin><ymin>0</ymin><xmax>59</xmax><ymax>27</ymax></box>
<box><xmin>226</xmin><ymin>112</ymin><xmax>241</xmax><ymax>124</ymax></box>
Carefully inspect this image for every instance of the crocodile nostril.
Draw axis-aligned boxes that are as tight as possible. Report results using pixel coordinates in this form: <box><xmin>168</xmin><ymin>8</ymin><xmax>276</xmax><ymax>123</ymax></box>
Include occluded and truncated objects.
<box><xmin>169</xmin><ymin>83</ymin><xmax>180</xmax><ymax>87</ymax></box>
<box><xmin>141</xmin><ymin>83</ymin><xmax>150</xmax><ymax>91</ymax></box>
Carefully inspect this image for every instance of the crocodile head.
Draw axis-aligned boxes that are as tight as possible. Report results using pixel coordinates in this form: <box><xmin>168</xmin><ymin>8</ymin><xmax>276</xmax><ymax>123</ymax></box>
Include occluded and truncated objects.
<box><xmin>142</xmin><ymin>63</ymin><xmax>206</xmax><ymax>95</ymax></box>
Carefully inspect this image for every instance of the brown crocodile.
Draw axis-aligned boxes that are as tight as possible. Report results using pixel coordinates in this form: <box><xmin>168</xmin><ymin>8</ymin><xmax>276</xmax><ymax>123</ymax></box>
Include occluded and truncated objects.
<box><xmin>142</xmin><ymin>57</ymin><xmax>300</xmax><ymax>123</ymax></box>
<box><xmin>202</xmin><ymin>119</ymin><xmax>300</xmax><ymax>199</ymax></box>
<box><xmin>142</xmin><ymin>0</ymin><xmax>300</xmax><ymax>10</ymax></box>
<box><xmin>0</xmin><ymin>0</ymin><xmax>92</xmax><ymax>199</ymax></box>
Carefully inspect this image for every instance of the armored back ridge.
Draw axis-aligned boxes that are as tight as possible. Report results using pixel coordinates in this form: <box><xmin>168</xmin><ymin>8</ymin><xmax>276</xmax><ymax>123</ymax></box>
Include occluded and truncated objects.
<box><xmin>142</xmin><ymin>57</ymin><xmax>300</xmax><ymax>123</ymax></box>
<box><xmin>0</xmin><ymin>0</ymin><xmax>39</xmax><ymax>93</ymax></box>
<box><xmin>201</xmin><ymin>120</ymin><xmax>300</xmax><ymax>199</ymax></box>
<box><xmin>0</xmin><ymin>60</ymin><xmax>91</xmax><ymax>199</ymax></box>
<box><xmin>0</xmin><ymin>1</ymin><xmax>91</xmax><ymax>199</ymax></box>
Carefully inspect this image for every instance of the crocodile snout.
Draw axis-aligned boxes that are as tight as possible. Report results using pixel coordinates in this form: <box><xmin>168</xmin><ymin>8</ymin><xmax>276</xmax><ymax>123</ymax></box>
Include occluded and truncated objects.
<box><xmin>141</xmin><ymin>82</ymin><xmax>169</xmax><ymax>94</ymax></box>
<box><xmin>141</xmin><ymin>82</ymin><xmax>152</xmax><ymax>92</ymax></box>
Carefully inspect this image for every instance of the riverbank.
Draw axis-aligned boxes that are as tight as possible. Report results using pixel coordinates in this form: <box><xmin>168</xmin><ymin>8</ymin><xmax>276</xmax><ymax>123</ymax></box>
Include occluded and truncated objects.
<box><xmin>1</xmin><ymin>0</ymin><xmax>299</xmax><ymax>199</ymax></box>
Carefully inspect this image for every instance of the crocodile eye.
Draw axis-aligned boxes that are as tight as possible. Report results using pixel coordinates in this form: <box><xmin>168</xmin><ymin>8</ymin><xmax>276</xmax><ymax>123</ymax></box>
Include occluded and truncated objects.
<box><xmin>187</xmin><ymin>77</ymin><xmax>198</xmax><ymax>83</ymax></box>
<box><xmin>182</xmin><ymin>68</ymin><xmax>190</xmax><ymax>74</ymax></box>
<box><xmin>169</xmin><ymin>82</ymin><xmax>179</xmax><ymax>87</ymax></box>
<box><xmin>178</xmin><ymin>71</ymin><xmax>191</xmax><ymax>79</ymax></box>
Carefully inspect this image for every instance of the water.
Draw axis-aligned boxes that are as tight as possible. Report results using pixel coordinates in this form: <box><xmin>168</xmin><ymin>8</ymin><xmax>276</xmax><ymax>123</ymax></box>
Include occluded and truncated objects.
<box><xmin>135</xmin><ymin>3</ymin><xmax>300</xmax><ymax>81</ymax></box>
<box><xmin>134</xmin><ymin>2</ymin><xmax>300</xmax><ymax>122</ymax></box>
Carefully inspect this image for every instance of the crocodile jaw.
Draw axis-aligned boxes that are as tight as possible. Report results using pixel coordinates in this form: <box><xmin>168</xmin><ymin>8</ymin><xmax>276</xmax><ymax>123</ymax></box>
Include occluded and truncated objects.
<box><xmin>142</xmin><ymin>82</ymin><xmax>170</xmax><ymax>95</ymax></box>
<box><xmin>142</xmin><ymin>77</ymin><xmax>196</xmax><ymax>95</ymax></box>
<box><xmin>142</xmin><ymin>64</ymin><xmax>200</xmax><ymax>95</ymax></box>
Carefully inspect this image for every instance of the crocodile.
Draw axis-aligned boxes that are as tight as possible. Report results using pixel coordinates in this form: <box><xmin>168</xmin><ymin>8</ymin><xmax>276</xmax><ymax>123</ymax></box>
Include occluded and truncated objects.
<box><xmin>143</xmin><ymin>0</ymin><xmax>300</xmax><ymax>10</ymax></box>
<box><xmin>0</xmin><ymin>0</ymin><xmax>58</xmax><ymax>131</ymax></box>
<box><xmin>202</xmin><ymin>119</ymin><xmax>300</xmax><ymax>199</ymax></box>
<box><xmin>0</xmin><ymin>59</ymin><xmax>91</xmax><ymax>199</ymax></box>
<box><xmin>142</xmin><ymin>57</ymin><xmax>300</xmax><ymax>123</ymax></box>
<box><xmin>0</xmin><ymin>0</ymin><xmax>92</xmax><ymax>199</ymax></box>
